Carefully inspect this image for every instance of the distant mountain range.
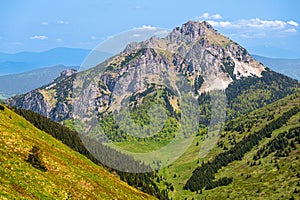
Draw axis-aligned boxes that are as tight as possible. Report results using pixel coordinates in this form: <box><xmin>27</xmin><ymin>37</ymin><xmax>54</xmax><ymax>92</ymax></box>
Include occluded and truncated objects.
<box><xmin>0</xmin><ymin>65</ymin><xmax>78</xmax><ymax>99</ymax></box>
<box><xmin>0</xmin><ymin>47</ymin><xmax>111</xmax><ymax>75</ymax></box>
<box><xmin>0</xmin><ymin>47</ymin><xmax>113</xmax><ymax>99</ymax></box>
<box><xmin>253</xmin><ymin>55</ymin><xmax>300</xmax><ymax>81</ymax></box>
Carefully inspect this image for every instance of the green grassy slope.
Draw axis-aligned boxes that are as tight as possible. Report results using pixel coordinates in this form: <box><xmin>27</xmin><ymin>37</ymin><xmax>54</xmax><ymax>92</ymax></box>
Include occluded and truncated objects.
<box><xmin>0</xmin><ymin>105</ymin><xmax>155</xmax><ymax>199</ymax></box>
<box><xmin>158</xmin><ymin>91</ymin><xmax>300</xmax><ymax>199</ymax></box>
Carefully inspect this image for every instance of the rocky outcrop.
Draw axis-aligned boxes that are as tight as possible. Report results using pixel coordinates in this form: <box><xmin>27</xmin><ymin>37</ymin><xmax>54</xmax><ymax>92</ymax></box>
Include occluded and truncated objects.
<box><xmin>7</xmin><ymin>69</ymin><xmax>76</xmax><ymax>121</ymax></box>
<box><xmin>8</xmin><ymin>90</ymin><xmax>50</xmax><ymax>117</ymax></box>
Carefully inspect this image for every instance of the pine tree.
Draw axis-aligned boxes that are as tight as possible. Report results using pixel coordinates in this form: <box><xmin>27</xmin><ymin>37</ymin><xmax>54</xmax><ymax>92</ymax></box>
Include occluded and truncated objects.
<box><xmin>26</xmin><ymin>145</ymin><xmax>47</xmax><ymax>172</ymax></box>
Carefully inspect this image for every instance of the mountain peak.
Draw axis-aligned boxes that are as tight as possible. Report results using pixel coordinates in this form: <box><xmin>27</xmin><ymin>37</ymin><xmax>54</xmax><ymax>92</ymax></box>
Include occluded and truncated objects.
<box><xmin>124</xmin><ymin>20</ymin><xmax>221</xmax><ymax>54</ymax></box>
<box><xmin>170</xmin><ymin>20</ymin><xmax>217</xmax><ymax>41</ymax></box>
<box><xmin>199</xmin><ymin>20</ymin><xmax>215</xmax><ymax>29</ymax></box>
<box><xmin>183</xmin><ymin>20</ymin><xmax>215</xmax><ymax>31</ymax></box>
<box><xmin>123</xmin><ymin>20</ymin><xmax>265</xmax><ymax>88</ymax></box>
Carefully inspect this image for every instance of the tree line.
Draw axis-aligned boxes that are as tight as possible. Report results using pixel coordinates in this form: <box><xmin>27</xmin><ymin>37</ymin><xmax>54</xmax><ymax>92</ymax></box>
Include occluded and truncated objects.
<box><xmin>254</xmin><ymin>126</ymin><xmax>300</xmax><ymax>160</ymax></box>
<box><xmin>184</xmin><ymin>106</ymin><xmax>300</xmax><ymax>192</ymax></box>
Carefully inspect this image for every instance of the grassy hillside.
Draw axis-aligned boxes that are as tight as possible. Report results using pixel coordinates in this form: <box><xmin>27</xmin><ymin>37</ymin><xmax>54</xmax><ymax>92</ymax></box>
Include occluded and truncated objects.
<box><xmin>158</xmin><ymin>91</ymin><xmax>300</xmax><ymax>199</ymax></box>
<box><xmin>0</xmin><ymin>105</ymin><xmax>154</xmax><ymax>199</ymax></box>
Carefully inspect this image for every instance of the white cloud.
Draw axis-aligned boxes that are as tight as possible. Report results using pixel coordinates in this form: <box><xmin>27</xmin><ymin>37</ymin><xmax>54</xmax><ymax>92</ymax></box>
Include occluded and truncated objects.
<box><xmin>204</xmin><ymin>17</ymin><xmax>298</xmax><ymax>39</ymax></box>
<box><xmin>284</xmin><ymin>28</ymin><xmax>297</xmax><ymax>33</ymax></box>
<box><xmin>196</xmin><ymin>13</ymin><xmax>222</xmax><ymax>20</ymax></box>
<box><xmin>212</xmin><ymin>14</ymin><xmax>222</xmax><ymax>20</ymax></box>
<box><xmin>56</xmin><ymin>38</ymin><xmax>63</xmax><ymax>42</ymax></box>
<box><xmin>41</xmin><ymin>21</ymin><xmax>48</xmax><ymax>25</ymax></box>
<box><xmin>207</xmin><ymin>18</ymin><xmax>298</xmax><ymax>31</ymax></box>
<box><xmin>207</xmin><ymin>20</ymin><xmax>234</xmax><ymax>28</ymax></box>
<box><xmin>206</xmin><ymin>20</ymin><xmax>219</xmax><ymax>27</ymax></box>
<box><xmin>56</xmin><ymin>20</ymin><xmax>68</xmax><ymax>24</ymax></box>
<box><xmin>240</xmin><ymin>33</ymin><xmax>267</xmax><ymax>38</ymax></box>
<box><xmin>154</xmin><ymin>30</ymin><xmax>170</xmax><ymax>36</ymax></box>
<box><xmin>219</xmin><ymin>21</ymin><xmax>232</xmax><ymax>27</ymax></box>
<box><xmin>90</xmin><ymin>36</ymin><xmax>98</xmax><ymax>40</ymax></box>
<box><xmin>245</xmin><ymin>18</ymin><xmax>285</xmax><ymax>29</ymax></box>
<box><xmin>200</xmin><ymin>13</ymin><xmax>210</xmax><ymax>19</ymax></box>
<box><xmin>135</xmin><ymin>25</ymin><xmax>158</xmax><ymax>30</ymax></box>
<box><xmin>14</xmin><ymin>42</ymin><xmax>23</xmax><ymax>45</ymax></box>
<box><xmin>131</xmin><ymin>34</ymin><xmax>142</xmax><ymax>38</ymax></box>
<box><xmin>30</xmin><ymin>35</ymin><xmax>48</xmax><ymax>40</ymax></box>
<box><xmin>240</xmin><ymin>34</ymin><xmax>252</xmax><ymax>39</ymax></box>
<box><xmin>287</xmin><ymin>20</ymin><xmax>299</xmax><ymax>27</ymax></box>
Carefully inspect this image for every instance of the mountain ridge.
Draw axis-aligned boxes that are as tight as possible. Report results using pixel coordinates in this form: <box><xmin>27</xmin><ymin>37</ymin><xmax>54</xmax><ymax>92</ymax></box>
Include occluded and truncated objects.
<box><xmin>7</xmin><ymin>21</ymin><xmax>299</xmax><ymax>123</ymax></box>
<box><xmin>253</xmin><ymin>55</ymin><xmax>300</xmax><ymax>81</ymax></box>
<box><xmin>0</xmin><ymin>47</ymin><xmax>111</xmax><ymax>75</ymax></box>
<box><xmin>0</xmin><ymin>65</ymin><xmax>79</xmax><ymax>99</ymax></box>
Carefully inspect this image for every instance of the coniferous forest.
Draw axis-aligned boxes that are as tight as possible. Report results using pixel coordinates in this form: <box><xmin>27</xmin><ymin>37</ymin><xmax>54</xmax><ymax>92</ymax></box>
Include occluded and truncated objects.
<box><xmin>184</xmin><ymin>106</ymin><xmax>300</xmax><ymax>192</ymax></box>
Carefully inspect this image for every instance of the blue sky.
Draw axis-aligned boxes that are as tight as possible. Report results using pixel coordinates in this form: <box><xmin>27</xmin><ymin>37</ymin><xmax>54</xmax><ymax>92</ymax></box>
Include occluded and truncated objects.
<box><xmin>1</xmin><ymin>0</ymin><xmax>299</xmax><ymax>58</ymax></box>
